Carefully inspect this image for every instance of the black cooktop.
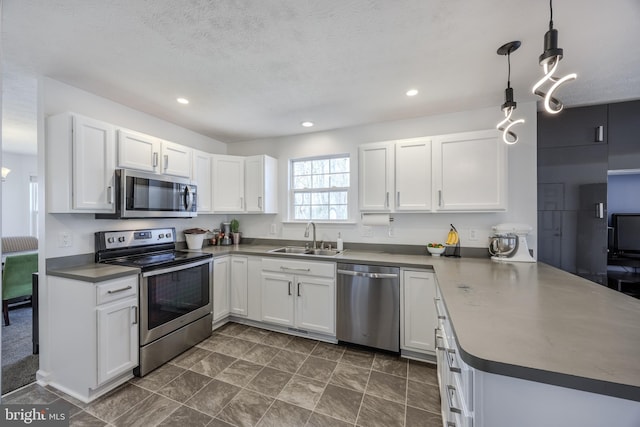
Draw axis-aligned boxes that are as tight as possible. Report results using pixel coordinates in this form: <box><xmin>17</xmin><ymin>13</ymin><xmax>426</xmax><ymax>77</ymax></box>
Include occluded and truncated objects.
<box><xmin>104</xmin><ymin>250</ymin><xmax>212</xmax><ymax>271</ymax></box>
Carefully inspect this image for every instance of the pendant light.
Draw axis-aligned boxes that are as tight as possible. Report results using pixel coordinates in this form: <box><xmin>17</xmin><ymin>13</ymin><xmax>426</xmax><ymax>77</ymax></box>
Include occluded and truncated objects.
<box><xmin>532</xmin><ymin>0</ymin><xmax>577</xmax><ymax>114</ymax></box>
<box><xmin>496</xmin><ymin>41</ymin><xmax>524</xmax><ymax>145</ymax></box>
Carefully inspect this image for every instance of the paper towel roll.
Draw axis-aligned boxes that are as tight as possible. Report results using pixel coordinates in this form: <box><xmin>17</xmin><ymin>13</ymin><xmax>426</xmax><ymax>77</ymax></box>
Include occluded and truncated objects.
<box><xmin>361</xmin><ymin>213</ymin><xmax>390</xmax><ymax>226</ymax></box>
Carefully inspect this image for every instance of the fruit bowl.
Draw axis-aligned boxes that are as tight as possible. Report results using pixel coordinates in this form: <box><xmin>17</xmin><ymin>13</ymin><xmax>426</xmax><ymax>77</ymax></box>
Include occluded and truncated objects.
<box><xmin>427</xmin><ymin>244</ymin><xmax>446</xmax><ymax>256</ymax></box>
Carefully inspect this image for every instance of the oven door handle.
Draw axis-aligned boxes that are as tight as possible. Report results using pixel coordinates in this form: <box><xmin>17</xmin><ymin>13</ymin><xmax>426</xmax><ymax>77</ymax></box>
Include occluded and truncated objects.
<box><xmin>142</xmin><ymin>258</ymin><xmax>212</xmax><ymax>277</ymax></box>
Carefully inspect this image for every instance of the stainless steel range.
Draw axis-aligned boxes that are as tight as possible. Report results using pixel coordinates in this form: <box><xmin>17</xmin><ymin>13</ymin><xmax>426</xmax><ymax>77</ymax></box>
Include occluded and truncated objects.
<box><xmin>95</xmin><ymin>227</ymin><xmax>213</xmax><ymax>376</ymax></box>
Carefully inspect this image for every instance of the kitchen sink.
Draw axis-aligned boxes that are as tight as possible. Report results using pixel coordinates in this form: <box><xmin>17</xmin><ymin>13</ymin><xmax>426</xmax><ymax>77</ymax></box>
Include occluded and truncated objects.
<box><xmin>268</xmin><ymin>246</ymin><xmax>343</xmax><ymax>257</ymax></box>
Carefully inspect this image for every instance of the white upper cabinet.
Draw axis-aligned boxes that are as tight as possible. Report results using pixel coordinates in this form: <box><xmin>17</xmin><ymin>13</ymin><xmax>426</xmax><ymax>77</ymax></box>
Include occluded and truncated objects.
<box><xmin>245</xmin><ymin>155</ymin><xmax>278</xmax><ymax>213</ymax></box>
<box><xmin>432</xmin><ymin>129</ymin><xmax>507</xmax><ymax>211</ymax></box>
<box><xmin>212</xmin><ymin>154</ymin><xmax>245</xmax><ymax>212</ymax></box>
<box><xmin>161</xmin><ymin>140</ymin><xmax>192</xmax><ymax>178</ymax></box>
<box><xmin>359</xmin><ymin>138</ymin><xmax>432</xmax><ymax>212</ymax></box>
<box><xmin>117</xmin><ymin>129</ymin><xmax>161</xmax><ymax>173</ymax></box>
<box><xmin>46</xmin><ymin>113</ymin><xmax>116</xmax><ymax>213</ymax></box>
<box><xmin>359</xmin><ymin>130</ymin><xmax>506</xmax><ymax>213</ymax></box>
<box><xmin>359</xmin><ymin>141</ymin><xmax>394</xmax><ymax>211</ymax></box>
<box><xmin>395</xmin><ymin>137</ymin><xmax>432</xmax><ymax>211</ymax></box>
<box><xmin>117</xmin><ymin>129</ymin><xmax>192</xmax><ymax>178</ymax></box>
<box><xmin>192</xmin><ymin>150</ymin><xmax>214</xmax><ymax>213</ymax></box>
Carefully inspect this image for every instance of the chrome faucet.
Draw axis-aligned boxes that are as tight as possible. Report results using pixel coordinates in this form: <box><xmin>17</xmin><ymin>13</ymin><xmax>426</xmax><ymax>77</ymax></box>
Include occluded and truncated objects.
<box><xmin>304</xmin><ymin>221</ymin><xmax>317</xmax><ymax>249</ymax></box>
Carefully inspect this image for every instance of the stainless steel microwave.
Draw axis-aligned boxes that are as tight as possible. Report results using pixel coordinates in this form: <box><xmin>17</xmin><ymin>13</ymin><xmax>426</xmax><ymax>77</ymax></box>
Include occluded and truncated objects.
<box><xmin>96</xmin><ymin>169</ymin><xmax>197</xmax><ymax>219</ymax></box>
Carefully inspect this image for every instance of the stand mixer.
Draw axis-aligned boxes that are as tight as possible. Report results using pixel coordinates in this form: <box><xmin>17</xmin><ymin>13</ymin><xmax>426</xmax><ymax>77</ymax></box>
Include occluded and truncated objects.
<box><xmin>489</xmin><ymin>223</ymin><xmax>536</xmax><ymax>263</ymax></box>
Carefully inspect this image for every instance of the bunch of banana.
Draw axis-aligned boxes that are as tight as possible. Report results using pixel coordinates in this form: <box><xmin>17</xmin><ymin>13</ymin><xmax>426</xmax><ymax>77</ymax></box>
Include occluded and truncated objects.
<box><xmin>445</xmin><ymin>225</ymin><xmax>460</xmax><ymax>245</ymax></box>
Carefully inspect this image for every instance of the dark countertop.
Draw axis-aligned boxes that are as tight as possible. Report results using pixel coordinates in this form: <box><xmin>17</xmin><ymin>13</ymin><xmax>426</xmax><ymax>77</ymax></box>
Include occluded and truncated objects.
<box><xmin>46</xmin><ymin>243</ymin><xmax>640</xmax><ymax>401</ymax></box>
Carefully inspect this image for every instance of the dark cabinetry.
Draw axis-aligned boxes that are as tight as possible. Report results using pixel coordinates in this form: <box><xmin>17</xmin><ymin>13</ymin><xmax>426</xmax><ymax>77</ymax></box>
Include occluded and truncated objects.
<box><xmin>608</xmin><ymin>100</ymin><xmax>640</xmax><ymax>170</ymax></box>
<box><xmin>537</xmin><ymin>104</ymin><xmax>607</xmax><ymax>148</ymax></box>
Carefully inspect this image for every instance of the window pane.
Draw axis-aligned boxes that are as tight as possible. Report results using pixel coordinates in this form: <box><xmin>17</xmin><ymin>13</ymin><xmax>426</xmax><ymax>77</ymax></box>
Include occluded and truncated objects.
<box><xmin>294</xmin><ymin>161</ymin><xmax>312</xmax><ymax>175</ymax></box>
<box><xmin>293</xmin><ymin>175</ymin><xmax>311</xmax><ymax>189</ymax></box>
<box><xmin>312</xmin><ymin>159</ymin><xmax>329</xmax><ymax>174</ymax></box>
<box><xmin>312</xmin><ymin>174</ymin><xmax>329</xmax><ymax>188</ymax></box>
<box><xmin>295</xmin><ymin>205</ymin><xmax>311</xmax><ymax>220</ymax></box>
<box><xmin>330</xmin><ymin>205</ymin><xmax>348</xmax><ymax>220</ymax></box>
<box><xmin>329</xmin><ymin>173</ymin><xmax>349</xmax><ymax>187</ymax></box>
<box><xmin>329</xmin><ymin>191</ymin><xmax>347</xmax><ymax>204</ymax></box>
<box><xmin>330</xmin><ymin>157</ymin><xmax>349</xmax><ymax>173</ymax></box>
<box><xmin>312</xmin><ymin>205</ymin><xmax>329</xmax><ymax>220</ymax></box>
<box><xmin>311</xmin><ymin>192</ymin><xmax>328</xmax><ymax>205</ymax></box>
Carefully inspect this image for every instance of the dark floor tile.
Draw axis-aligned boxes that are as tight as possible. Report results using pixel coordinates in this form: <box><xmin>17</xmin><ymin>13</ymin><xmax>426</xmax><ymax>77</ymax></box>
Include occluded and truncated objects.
<box><xmin>366</xmin><ymin>370</ymin><xmax>407</xmax><ymax>404</ymax></box>
<box><xmin>217</xmin><ymin>389</ymin><xmax>274</xmax><ymax>427</ymax></box>
<box><xmin>406</xmin><ymin>406</ymin><xmax>442</xmax><ymax>427</ymax></box>
<box><xmin>407</xmin><ymin>379</ymin><xmax>440</xmax><ymax>413</ymax></box>
<box><xmin>286</xmin><ymin>336</ymin><xmax>318</xmax><ymax>354</ymax></box>
<box><xmin>113</xmin><ymin>393</ymin><xmax>180</xmax><ymax>427</ymax></box>
<box><xmin>240</xmin><ymin>343</ymin><xmax>280</xmax><ymax>365</ymax></box>
<box><xmin>408</xmin><ymin>360</ymin><xmax>438</xmax><ymax>385</ymax></box>
<box><xmin>84</xmin><ymin>384</ymin><xmax>151</xmax><ymax>423</ymax></box>
<box><xmin>311</xmin><ymin>342</ymin><xmax>346</xmax><ymax>361</ymax></box>
<box><xmin>169</xmin><ymin>346</ymin><xmax>212</xmax><ymax>369</ymax></box>
<box><xmin>257</xmin><ymin>399</ymin><xmax>311</xmax><ymax>427</ymax></box>
<box><xmin>129</xmin><ymin>363</ymin><xmax>186</xmax><ymax>391</ymax></box>
<box><xmin>217</xmin><ymin>359</ymin><xmax>263</xmax><ymax>387</ymax></box>
<box><xmin>216</xmin><ymin>322</ymin><xmax>249</xmax><ymax>336</ymax></box>
<box><xmin>157</xmin><ymin>405</ymin><xmax>212</xmax><ymax>427</ymax></box>
<box><xmin>157</xmin><ymin>370</ymin><xmax>212</xmax><ymax>402</ymax></box>
<box><xmin>246</xmin><ymin>367</ymin><xmax>293</xmax><ymax>397</ymax></box>
<box><xmin>185</xmin><ymin>379</ymin><xmax>241</xmax><ymax>417</ymax></box>
<box><xmin>196</xmin><ymin>333</ymin><xmax>235</xmax><ymax>352</ymax></box>
<box><xmin>260</xmin><ymin>331</ymin><xmax>293</xmax><ymax>348</ymax></box>
<box><xmin>356</xmin><ymin>394</ymin><xmax>404</xmax><ymax>427</ymax></box>
<box><xmin>306</xmin><ymin>412</ymin><xmax>354</xmax><ymax>427</ymax></box>
<box><xmin>314</xmin><ymin>384</ymin><xmax>363</xmax><ymax>424</ymax></box>
<box><xmin>51</xmin><ymin>397</ymin><xmax>84</xmax><ymax>417</ymax></box>
<box><xmin>277</xmin><ymin>374</ymin><xmax>326</xmax><ymax>410</ymax></box>
<box><xmin>330</xmin><ymin>362</ymin><xmax>370</xmax><ymax>392</ymax></box>
<box><xmin>2</xmin><ymin>383</ymin><xmax>59</xmax><ymax>404</ymax></box>
<box><xmin>69</xmin><ymin>410</ymin><xmax>107</xmax><ymax>427</ymax></box>
<box><xmin>237</xmin><ymin>327</ymin><xmax>271</xmax><ymax>343</ymax></box>
<box><xmin>297</xmin><ymin>356</ymin><xmax>337</xmax><ymax>382</ymax></box>
<box><xmin>209</xmin><ymin>418</ymin><xmax>236</xmax><ymax>427</ymax></box>
<box><xmin>341</xmin><ymin>348</ymin><xmax>375</xmax><ymax>369</ymax></box>
<box><xmin>189</xmin><ymin>351</ymin><xmax>237</xmax><ymax>378</ymax></box>
<box><xmin>216</xmin><ymin>337</ymin><xmax>257</xmax><ymax>358</ymax></box>
<box><xmin>268</xmin><ymin>349</ymin><xmax>308</xmax><ymax>373</ymax></box>
<box><xmin>372</xmin><ymin>353</ymin><xmax>408</xmax><ymax>378</ymax></box>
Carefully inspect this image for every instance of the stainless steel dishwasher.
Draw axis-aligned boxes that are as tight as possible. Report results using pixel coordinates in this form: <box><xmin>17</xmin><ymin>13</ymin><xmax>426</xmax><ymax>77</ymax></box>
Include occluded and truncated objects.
<box><xmin>336</xmin><ymin>263</ymin><xmax>400</xmax><ymax>352</ymax></box>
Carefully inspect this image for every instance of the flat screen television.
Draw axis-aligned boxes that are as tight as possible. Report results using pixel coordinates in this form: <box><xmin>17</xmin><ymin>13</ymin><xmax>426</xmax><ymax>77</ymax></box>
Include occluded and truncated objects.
<box><xmin>612</xmin><ymin>213</ymin><xmax>640</xmax><ymax>255</ymax></box>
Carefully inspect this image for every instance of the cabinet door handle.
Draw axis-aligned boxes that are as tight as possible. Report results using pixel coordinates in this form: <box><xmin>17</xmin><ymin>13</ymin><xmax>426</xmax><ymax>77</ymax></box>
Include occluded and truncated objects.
<box><xmin>446</xmin><ymin>385</ymin><xmax>462</xmax><ymax>414</ymax></box>
<box><xmin>595</xmin><ymin>202</ymin><xmax>604</xmax><ymax>219</ymax></box>
<box><xmin>240</xmin><ymin>197</ymin><xmax>244</xmax><ymax>209</ymax></box>
<box><xmin>153</xmin><ymin>152</ymin><xmax>159</xmax><ymax>168</ymax></box>
<box><xmin>438</xmin><ymin>190</ymin><xmax>443</xmax><ymax>207</ymax></box>
<box><xmin>397</xmin><ymin>191</ymin><xmax>400</xmax><ymax>206</ymax></box>
<box><xmin>434</xmin><ymin>328</ymin><xmax>445</xmax><ymax>351</ymax></box>
<box><xmin>385</xmin><ymin>192</ymin><xmax>389</xmax><ymax>208</ymax></box>
<box><xmin>447</xmin><ymin>348</ymin><xmax>462</xmax><ymax>373</ymax></box>
<box><xmin>107</xmin><ymin>186</ymin><xmax>113</xmax><ymax>204</ymax></box>
<box><xmin>297</xmin><ymin>282</ymin><xmax>301</xmax><ymax>297</ymax></box>
<box><xmin>434</xmin><ymin>298</ymin><xmax>446</xmax><ymax>320</ymax></box>
<box><xmin>107</xmin><ymin>285</ymin><xmax>133</xmax><ymax>294</ymax></box>
<box><xmin>595</xmin><ymin>125</ymin><xmax>604</xmax><ymax>142</ymax></box>
<box><xmin>132</xmin><ymin>306</ymin><xmax>138</xmax><ymax>325</ymax></box>
<box><xmin>164</xmin><ymin>154</ymin><xmax>169</xmax><ymax>170</ymax></box>
<box><xmin>280</xmin><ymin>266</ymin><xmax>311</xmax><ymax>272</ymax></box>
<box><xmin>258</xmin><ymin>196</ymin><xmax>262</xmax><ymax>210</ymax></box>
<box><xmin>288</xmin><ymin>281</ymin><xmax>292</xmax><ymax>296</ymax></box>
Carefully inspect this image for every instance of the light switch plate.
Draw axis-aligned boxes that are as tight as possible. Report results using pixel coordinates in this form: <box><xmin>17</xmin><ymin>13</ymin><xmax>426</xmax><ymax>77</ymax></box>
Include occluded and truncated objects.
<box><xmin>469</xmin><ymin>228</ymin><xmax>478</xmax><ymax>241</ymax></box>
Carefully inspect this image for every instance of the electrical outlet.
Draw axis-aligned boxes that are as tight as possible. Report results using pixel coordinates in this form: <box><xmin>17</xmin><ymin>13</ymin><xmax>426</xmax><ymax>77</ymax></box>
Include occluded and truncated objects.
<box><xmin>58</xmin><ymin>231</ymin><xmax>72</xmax><ymax>247</ymax></box>
<box><xmin>270</xmin><ymin>223</ymin><xmax>277</xmax><ymax>234</ymax></box>
<box><xmin>469</xmin><ymin>228</ymin><xmax>478</xmax><ymax>241</ymax></box>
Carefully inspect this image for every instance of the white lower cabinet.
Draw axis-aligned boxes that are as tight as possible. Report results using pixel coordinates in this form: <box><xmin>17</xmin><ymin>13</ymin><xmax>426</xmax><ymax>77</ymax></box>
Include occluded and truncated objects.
<box><xmin>401</xmin><ymin>269</ymin><xmax>437</xmax><ymax>354</ymax></box>
<box><xmin>230</xmin><ymin>256</ymin><xmax>248</xmax><ymax>316</ymax></box>
<box><xmin>260</xmin><ymin>258</ymin><xmax>336</xmax><ymax>336</ymax></box>
<box><xmin>48</xmin><ymin>274</ymin><xmax>138</xmax><ymax>403</ymax></box>
<box><xmin>213</xmin><ymin>256</ymin><xmax>230</xmax><ymax>322</ymax></box>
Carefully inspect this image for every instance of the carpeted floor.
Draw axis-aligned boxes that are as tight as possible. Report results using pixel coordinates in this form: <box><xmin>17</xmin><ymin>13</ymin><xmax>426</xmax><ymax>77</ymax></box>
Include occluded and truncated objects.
<box><xmin>2</xmin><ymin>305</ymin><xmax>38</xmax><ymax>394</ymax></box>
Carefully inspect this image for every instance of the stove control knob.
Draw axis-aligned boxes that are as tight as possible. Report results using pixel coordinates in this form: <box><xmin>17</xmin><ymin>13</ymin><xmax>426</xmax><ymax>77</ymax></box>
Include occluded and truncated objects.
<box><xmin>107</xmin><ymin>237</ymin><xmax>115</xmax><ymax>244</ymax></box>
<box><xmin>166</xmin><ymin>232</ymin><xmax>172</xmax><ymax>239</ymax></box>
<box><xmin>158</xmin><ymin>234</ymin><xmax>165</xmax><ymax>239</ymax></box>
<box><xmin>118</xmin><ymin>236</ymin><xmax>126</xmax><ymax>243</ymax></box>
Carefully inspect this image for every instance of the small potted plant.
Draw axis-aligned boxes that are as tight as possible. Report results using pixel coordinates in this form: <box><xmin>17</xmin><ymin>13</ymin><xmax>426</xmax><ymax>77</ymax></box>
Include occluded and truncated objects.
<box><xmin>230</xmin><ymin>219</ymin><xmax>241</xmax><ymax>245</ymax></box>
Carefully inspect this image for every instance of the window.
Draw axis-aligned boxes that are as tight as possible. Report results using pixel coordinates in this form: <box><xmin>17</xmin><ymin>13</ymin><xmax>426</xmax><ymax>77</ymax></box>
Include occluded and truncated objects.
<box><xmin>290</xmin><ymin>155</ymin><xmax>350</xmax><ymax>221</ymax></box>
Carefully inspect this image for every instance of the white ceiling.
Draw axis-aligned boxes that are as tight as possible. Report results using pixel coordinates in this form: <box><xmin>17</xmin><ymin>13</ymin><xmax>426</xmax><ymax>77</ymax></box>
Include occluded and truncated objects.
<box><xmin>2</xmin><ymin>0</ymin><xmax>640</xmax><ymax>154</ymax></box>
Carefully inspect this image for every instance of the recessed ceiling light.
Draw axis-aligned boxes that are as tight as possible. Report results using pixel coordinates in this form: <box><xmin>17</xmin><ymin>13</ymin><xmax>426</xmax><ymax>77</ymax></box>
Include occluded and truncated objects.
<box><xmin>176</xmin><ymin>97</ymin><xmax>189</xmax><ymax>105</ymax></box>
<box><xmin>406</xmin><ymin>89</ymin><xmax>419</xmax><ymax>97</ymax></box>
<box><xmin>301</xmin><ymin>121</ymin><xmax>314</xmax><ymax>128</ymax></box>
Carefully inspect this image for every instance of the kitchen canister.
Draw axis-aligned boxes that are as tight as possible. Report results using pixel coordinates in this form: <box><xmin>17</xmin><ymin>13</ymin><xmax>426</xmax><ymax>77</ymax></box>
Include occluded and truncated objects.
<box><xmin>184</xmin><ymin>228</ymin><xmax>207</xmax><ymax>249</ymax></box>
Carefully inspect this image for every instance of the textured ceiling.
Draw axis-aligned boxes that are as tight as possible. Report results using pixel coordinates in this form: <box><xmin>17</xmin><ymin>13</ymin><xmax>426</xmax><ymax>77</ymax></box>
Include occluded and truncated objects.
<box><xmin>2</xmin><ymin>0</ymin><xmax>640</xmax><ymax>153</ymax></box>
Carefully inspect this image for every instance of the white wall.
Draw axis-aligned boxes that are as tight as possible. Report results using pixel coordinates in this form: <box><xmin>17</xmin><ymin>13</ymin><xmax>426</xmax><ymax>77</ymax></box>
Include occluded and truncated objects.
<box><xmin>228</xmin><ymin>102</ymin><xmax>538</xmax><ymax>255</ymax></box>
<box><xmin>42</xmin><ymin>78</ymin><xmax>230</xmax><ymax>258</ymax></box>
<box><xmin>1</xmin><ymin>152</ymin><xmax>38</xmax><ymax>236</ymax></box>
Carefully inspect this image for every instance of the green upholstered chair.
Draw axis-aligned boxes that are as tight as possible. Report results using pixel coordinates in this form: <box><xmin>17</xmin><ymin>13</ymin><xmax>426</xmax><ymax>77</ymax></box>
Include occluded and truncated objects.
<box><xmin>2</xmin><ymin>253</ymin><xmax>38</xmax><ymax>326</ymax></box>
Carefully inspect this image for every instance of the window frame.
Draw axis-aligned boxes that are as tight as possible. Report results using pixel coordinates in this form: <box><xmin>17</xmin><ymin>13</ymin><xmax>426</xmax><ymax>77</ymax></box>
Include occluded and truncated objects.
<box><xmin>288</xmin><ymin>153</ymin><xmax>352</xmax><ymax>223</ymax></box>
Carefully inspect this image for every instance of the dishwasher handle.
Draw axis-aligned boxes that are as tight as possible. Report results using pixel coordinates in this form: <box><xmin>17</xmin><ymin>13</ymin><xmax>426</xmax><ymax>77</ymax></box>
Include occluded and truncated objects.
<box><xmin>337</xmin><ymin>269</ymin><xmax>398</xmax><ymax>279</ymax></box>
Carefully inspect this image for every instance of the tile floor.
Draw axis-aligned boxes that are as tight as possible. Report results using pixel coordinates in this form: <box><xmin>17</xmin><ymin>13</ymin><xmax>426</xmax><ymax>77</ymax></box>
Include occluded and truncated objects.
<box><xmin>2</xmin><ymin>322</ymin><xmax>442</xmax><ymax>427</ymax></box>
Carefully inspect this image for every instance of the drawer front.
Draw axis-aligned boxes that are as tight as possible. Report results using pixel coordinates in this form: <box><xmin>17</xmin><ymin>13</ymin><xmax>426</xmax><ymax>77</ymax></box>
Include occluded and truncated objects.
<box><xmin>261</xmin><ymin>258</ymin><xmax>335</xmax><ymax>278</ymax></box>
<box><xmin>96</xmin><ymin>276</ymin><xmax>138</xmax><ymax>305</ymax></box>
